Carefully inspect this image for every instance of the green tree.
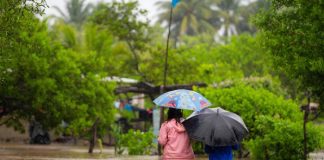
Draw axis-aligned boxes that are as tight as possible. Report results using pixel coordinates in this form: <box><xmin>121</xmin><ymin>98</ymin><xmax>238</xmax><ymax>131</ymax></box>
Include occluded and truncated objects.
<box><xmin>254</xmin><ymin>0</ymin><xmax>324</xmax><ymax>107</ymax></box>
<box><xmin>140</xmin><ymin>34</ymin><xmax>273</xmax><ymax>85</ymax></box>
<box><xmin>90</xmin><ymin>1</ymin><xmax>150</xmax><ymax>80</ymax></box>
<box><xmin>50</xmin><ymin>21</ymin><xmax>137</xmax><ymax>78</ymax></box>
<box><xmin>53</xmin><ymin>0</ymin><xmax>93</xmax><ymax>28</ymax></box>
<box><xmin>0</xmin><ymin>2</ymin><xmax>116</xmax><ymax>153</ymax></box>
<box><xmin>0</xmin><ymin>0</ymin><xmax>47</xmax><ymax>80</ymax></box>
<box><xmin>51</xmin><ymin>49</ymin><xmax>116</xmax><ymax>153</ymax></box>
<box><xmin>49</xmin><ymin>21</ymin><xmax>123</xmax><ymax>152</ymax></box>
<box><xmin>198</xmin><ymin>84</ymin><xmax>322</xmax><ymax>159</ymax></box>
<box><xmin>0</xmin><ymin>0</ymin><xmax>50</xmax><ymax>130</ymax></box>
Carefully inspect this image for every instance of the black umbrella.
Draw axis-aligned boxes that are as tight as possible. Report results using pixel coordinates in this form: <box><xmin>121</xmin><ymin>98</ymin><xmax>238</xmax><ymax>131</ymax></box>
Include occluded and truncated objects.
<box><xmin>183</xmin><ymin>107</ymin><xmax>248</xmax><ymax>147</ymax></box>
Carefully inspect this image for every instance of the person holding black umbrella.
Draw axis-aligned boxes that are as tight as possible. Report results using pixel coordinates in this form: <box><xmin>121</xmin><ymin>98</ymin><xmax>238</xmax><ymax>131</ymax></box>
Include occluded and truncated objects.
<box><xmin>158</xmin><ymin>108</ymin><xmax>195</xmax><ymax>160</ymax></box>
<box><xmin>183</xmin><ymin>107</ymin><xmax>249</xmax><ymax>160</ymax></box>
<box><xmin>205</xmin><ymin>144</ymin><xmax>239</xmax><ymax>160</ymax></box>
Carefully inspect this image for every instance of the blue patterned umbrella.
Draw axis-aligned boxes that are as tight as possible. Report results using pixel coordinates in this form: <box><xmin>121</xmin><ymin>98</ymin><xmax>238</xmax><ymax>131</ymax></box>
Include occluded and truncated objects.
<box><xmin>153</xmin><ymin>89</ymin><xmax>211</xmax><ymax>111</ymax></box>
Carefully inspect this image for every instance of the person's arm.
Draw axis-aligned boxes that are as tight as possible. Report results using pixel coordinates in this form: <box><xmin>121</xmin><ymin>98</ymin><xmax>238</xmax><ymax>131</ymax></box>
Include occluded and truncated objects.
<box><xmin>158</xmin><ymin>123</ymin><xmax>168</xmax><ymax>146</ymax></box>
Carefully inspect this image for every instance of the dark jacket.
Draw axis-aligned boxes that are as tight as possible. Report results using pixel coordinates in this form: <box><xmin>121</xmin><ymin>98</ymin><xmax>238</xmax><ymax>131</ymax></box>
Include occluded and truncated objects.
<box><xmin>205</xmin><ymin>144</ymin><xmax>239</xmax><ymax>160</ymax></box>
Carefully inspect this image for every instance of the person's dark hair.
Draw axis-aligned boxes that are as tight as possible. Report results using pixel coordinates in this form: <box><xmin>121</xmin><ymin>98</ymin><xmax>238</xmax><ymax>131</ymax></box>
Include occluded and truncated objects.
<box><xmin>167</xmin><ymin>108</ymin><xmax>183</xmax><ymax>123</ymax></box>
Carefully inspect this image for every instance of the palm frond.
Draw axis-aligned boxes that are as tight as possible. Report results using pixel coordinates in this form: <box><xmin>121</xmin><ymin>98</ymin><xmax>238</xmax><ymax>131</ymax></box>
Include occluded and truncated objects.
<box><xmin>53</xmin><ymin>6</ymin><xmax>68</xmax><ymax>21</ymax></box>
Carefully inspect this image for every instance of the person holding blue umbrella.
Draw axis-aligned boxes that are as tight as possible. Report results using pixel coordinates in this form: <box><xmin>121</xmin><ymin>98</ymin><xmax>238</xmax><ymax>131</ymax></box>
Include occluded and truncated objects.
<box><xmin>154</xmin><ymin>89</ymin><xmax>212</xmax><ymax>159</ymax></box>
<box><xmin>153</xmin><ymin>89</ymin><xmax>212</xmax><ymax>111</ymax></box>
<box><xmin>158</xmin><ymin>108</ymin><xmax>195</xmax><ymax>160</ymax></box>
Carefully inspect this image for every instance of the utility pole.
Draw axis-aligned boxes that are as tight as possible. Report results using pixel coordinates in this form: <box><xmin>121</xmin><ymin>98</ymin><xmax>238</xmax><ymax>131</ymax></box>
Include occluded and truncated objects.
<box><xmin>158</xmin><ymin>5</ymin><xmax>174</xmax><ymax>155</ymax></box>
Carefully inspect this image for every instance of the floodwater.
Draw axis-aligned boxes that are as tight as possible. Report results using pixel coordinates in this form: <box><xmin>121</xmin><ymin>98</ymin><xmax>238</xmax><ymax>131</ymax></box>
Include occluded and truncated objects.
<box><xmin>0</xmin><ymin>143</ymin><xmax>208</xmax><ymax>160</ymax></box>
<box><xmin>0</xmin><ymin>143</ymin><xmax>323</xmax><ymax>160</ymax></box>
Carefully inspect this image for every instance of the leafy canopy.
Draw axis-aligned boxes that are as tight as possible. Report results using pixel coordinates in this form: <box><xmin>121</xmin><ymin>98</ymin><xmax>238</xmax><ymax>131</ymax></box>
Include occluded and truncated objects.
<box><xmin>254</xmin><ymin>0</ymin><xmax>324</xmax><ymax>106</ymax></box>
<box><xmin>0</xmin><ymin>0</ymin><xmax>116</xmax><ymax>136</ymax></box>
<box><xmin>198</xmin><ymin>84</ymin><xmax>322</xmax><ymax>159</ymax></box>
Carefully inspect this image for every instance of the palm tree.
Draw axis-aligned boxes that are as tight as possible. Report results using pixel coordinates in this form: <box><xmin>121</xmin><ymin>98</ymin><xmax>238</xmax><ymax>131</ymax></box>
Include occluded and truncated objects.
<box><xmin>213</xmin><ymin>0</ymin><xmax>268</xmax><ymax>39</ymax></box>
<box><xmin>213</xmin><ymin>0</ymin><xmax>242</xmax><ymax>39</ymax></box>
<box><xmin>156</xmin><ymin>0</ymin><xmax>264</xmax><ymax>43</ymax></box>
<box><xmin>237</xmin><ymin>0</ymin><xmax>271</xmax><ymax>33</ymax></box>
<box><xmin>156</xmin><ymin>0</ymin><xmax>217</xmax><ymax>43</ymax></box>
<box><xmin>53</xmin><ymin>0</ymin><xmax>93</xmax><ymax>27</ymax></box>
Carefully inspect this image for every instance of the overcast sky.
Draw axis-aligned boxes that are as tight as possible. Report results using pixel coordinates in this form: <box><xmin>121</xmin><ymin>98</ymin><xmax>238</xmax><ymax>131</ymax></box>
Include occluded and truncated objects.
<box><xmin>44</xmin><ymin>0</ymin><xmax>169</xmax><ymax>24</ymax></box>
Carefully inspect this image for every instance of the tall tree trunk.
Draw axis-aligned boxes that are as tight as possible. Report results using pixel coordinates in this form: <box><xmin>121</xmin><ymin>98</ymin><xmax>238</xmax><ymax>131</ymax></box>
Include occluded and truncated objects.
<box><xmin>73</xmin><ymin>133</ymin><xmax>77</xmax><ymax>145</ymax></box>
<box><xmin>88</xmin><ymin>118</ymin><xmax>100</xmax><ymax>153</ymax></box>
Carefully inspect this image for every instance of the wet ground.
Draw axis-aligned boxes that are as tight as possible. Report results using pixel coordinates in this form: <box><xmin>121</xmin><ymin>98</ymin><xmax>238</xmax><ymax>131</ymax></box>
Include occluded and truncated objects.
<box><xmin>0</xmin><ymin>143</ymin><xmax>208</xmax><ymax>160</ymax></box>
<box><xmin>0</xmin><ymin>143</ymin><xmax>323</xmax><ymax>160</ymax></box>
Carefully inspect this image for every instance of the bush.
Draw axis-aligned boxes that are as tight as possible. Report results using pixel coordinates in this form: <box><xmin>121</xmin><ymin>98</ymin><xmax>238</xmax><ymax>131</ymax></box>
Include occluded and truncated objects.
<box><xmin>246</xmin><ymin>116</ymin><xmax>321</xmax><ymax>160</ymax></box>
<box><xmin>198</xmin><ymin>84</ymin><xmax>322</xmax><ymax>159</ymax></box>
<box><xmin>191</xmin><ymin>141</ymin><xmax>205</xmax><ymax>154</ymax></box>
<box><xmin>119</xmin><ymin>129</ymin><xmax>156</xmax><ymax>155</ymax></box>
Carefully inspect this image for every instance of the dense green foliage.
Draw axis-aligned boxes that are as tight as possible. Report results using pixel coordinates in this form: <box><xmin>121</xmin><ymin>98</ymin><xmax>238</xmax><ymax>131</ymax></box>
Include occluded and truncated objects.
<box><xmin>0</xmin><ymin>0</ymin><xmax>322</xmax><ymax>158</ymax></box>
<box><xmin>140</xmin><ymin>34</ymin><xmax>273</xmax><ymax>85</ymax></box>
<box><xmin>0</xmin><ymin>0</ymin><xmax>116</xmax><ymax>137</ymax></box>
<box><xmin>254</xmin><ymin>0</ymin><xmax>324</xmax><ymax>107</ymax></box>
<box><xmin>0</xmin><ymin>0</ymin><xmax>47</xmax><ymax>82</ymax></box>
<box><xmin>118</xmin><ymin>129</ymin><xmax>155</xmax><ymax>155</ymax></box>
<box><xmin>198</xmin><ymin>84</ymin><xmax>322</xmax><ymax>159</ymax></box>
<box><xmin>246</xmin><ymin>116</ymin><xmax>321</xmax><ymax>160</ymax></box>
<box><xmin>0</xmin><ymin>0</ymin><xmax>58</xmax><ymax>130</ymax></box>
<box><xmin>90</xmin><ymin>1</ymin><xmax>150</xmax><ymax>79</ymax></box>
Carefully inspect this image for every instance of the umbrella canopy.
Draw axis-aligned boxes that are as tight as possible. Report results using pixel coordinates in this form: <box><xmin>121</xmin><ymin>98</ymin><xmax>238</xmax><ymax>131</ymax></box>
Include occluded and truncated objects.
<box><xmin>153</xmin><ymin>89</ymin><xmax>211</xmax><ymax>111</ymax></box>
<box><xmin>183</xmin><ymin>107</ymin><xmax>248</xmax><ymax>147</ymax></box>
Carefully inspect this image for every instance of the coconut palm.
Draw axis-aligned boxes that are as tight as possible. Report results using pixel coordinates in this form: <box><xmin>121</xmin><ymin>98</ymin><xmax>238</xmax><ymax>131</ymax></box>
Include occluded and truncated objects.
<box><xmin>229</xmin><ymin>0</ymin><xmax>270</xmax><ymax>36</ymax></box>
<box><xmin>213</xmin><ymin>0</ymin><xmax>242</xmax><ymax>38</ymax></box>
<box><xmin>53</xmin><ymin>0</ymin><xmax>93</xmax><ymax>27</ymax></box>
<box><xmin>156</xmin><ymin>0</ymin><xmax>217</xmax><ymax>43</ymax></box>
<box><xmin>157</xmin><ymin>0</ymin><xmax>264</xmax><ymax>43</ymax></box>
<box><xmin>214</xmin><ymin>0</ymin><xmax>269</xmax><ymax>39</ymax></box>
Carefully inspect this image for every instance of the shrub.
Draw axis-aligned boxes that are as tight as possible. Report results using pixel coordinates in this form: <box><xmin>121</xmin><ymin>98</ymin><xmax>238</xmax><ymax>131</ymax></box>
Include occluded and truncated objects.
<box><xmin>198</xmin><ymin>84</ymin><xmax>322</xmax><ymax>159</ymax></box>
<box><xmin>246</xmin><ymin>116</ymin><xmax>321</xmax><ymax>160</ymax></box>
<box><xmin>119</xmin><ymin>129</ymin><xmax>156</xmax><ymax>155</ymax></box>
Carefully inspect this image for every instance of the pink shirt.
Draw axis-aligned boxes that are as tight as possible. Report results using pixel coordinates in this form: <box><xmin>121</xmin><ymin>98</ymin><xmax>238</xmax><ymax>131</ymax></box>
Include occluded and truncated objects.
<box><xmin>158</xmin><ymin>119</ymin><xmax>195</xmax><ymax>160</ymax></box>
